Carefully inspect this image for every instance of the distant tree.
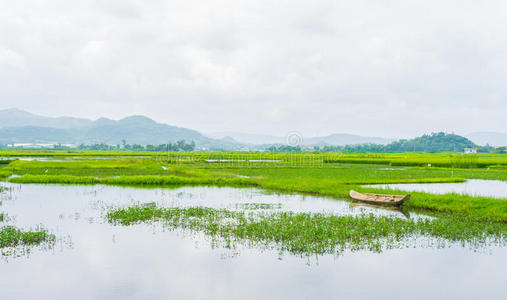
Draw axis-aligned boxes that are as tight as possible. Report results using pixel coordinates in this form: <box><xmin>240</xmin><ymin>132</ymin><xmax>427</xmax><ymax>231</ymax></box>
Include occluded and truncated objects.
<box><xmin>492</xmin><ymin>146</ymin><xmax>507</xmax><ymax>154</ymax></box>
<box><xmin>301</xmin><ymin>132</ymin><xmax>478</xmax><ymax>153</ymax></box>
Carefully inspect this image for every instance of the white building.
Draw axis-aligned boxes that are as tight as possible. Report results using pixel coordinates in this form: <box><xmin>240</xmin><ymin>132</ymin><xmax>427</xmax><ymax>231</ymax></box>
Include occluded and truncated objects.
<box><xmin>464</xmin><ymin>148</ymin><xmax>477</xmax><ymax>154</ymax></box>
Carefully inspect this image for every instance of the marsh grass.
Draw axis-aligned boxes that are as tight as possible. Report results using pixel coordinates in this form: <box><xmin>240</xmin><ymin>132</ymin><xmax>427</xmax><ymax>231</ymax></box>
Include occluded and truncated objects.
<box><xmin>0</xmin><ymin>225</ymin><xmax>56</xmax><ymax>256</ymax></box>
<box><xmin>9</xmin><ymin>170</ymin><xmax>507</xmax><ymax>221</ymax></box>
<box><xmin>107</xmin><ymin>204</ymin><xmax>506</xmax><ymax>256</ymax></box>
<box><xmin>9</xmin><ymin>174</ymin><xmax>258</xmax><ymax>187</ymax></box>
<box><xmin>0</xmin><ymin>170</ymin><xmax>12</xmax><ymax>180</ymax></box>
<box><xmin>6</xmin><ymin>157</ymin><xmax>507</xmax><ymax>221</ymax></box>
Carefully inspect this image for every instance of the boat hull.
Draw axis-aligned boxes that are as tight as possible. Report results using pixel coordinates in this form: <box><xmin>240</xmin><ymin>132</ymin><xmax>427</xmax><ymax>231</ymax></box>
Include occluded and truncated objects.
<box><xmin>349</xmin><ymin>190</ymin><xmax>409</xmax><ymax>206</ymax></box>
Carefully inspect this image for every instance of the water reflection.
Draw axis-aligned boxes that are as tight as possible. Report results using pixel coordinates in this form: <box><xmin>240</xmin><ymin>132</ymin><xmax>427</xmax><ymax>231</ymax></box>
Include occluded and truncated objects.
<box><xmin>367</xmin><ymin>179</ymin><xmax>507</xmax><ymax>198</ymax></box>
<box><xmin>0</xmin><ymin>184</ymin><xmax>505</xmax><ymax>299</ymax></box>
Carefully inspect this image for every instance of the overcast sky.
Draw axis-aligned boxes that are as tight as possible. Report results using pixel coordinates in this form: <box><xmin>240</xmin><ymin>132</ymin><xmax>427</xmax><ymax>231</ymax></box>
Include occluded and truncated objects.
<box><xmin>0</xmin><ymin>0</ymin><xmax>506</xmax><ymax>138</ymax></box>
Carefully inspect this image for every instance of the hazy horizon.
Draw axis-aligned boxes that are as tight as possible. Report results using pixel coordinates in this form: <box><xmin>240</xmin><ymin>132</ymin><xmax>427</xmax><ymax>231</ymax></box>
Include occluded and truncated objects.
<box><xmin>1</xmin><ymin>1</ymin><xmax>507</xmax><ymax>138</ymax></box>
<box><xmin>1</xmin><ymin>107</ymin><xmax>504</xmax><ymax>142</ymax></box>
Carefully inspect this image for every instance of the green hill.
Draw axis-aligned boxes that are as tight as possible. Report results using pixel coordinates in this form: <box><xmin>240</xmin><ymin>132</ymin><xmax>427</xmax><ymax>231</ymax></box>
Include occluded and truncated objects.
<box><xmin>386</xmin><ymin>132</ymin><xmax>477</xmax><ymax>152</ymax></box>
<box><xmin>0</xmin><ymin>109</ymin><xmax>240</xmax><ymax>150</ymax></box>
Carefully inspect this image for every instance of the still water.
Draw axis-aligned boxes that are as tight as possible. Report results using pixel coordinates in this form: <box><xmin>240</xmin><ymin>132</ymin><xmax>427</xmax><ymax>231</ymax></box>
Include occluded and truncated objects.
<box><xmin>367</xmin><ymin>179</ymin><xmax>507</xmax><ymax>198</ymax></box>
<box><xmin>0</xmin><ymin>184</ymin><xmax>505</xmax><ymax>300</ymax></box>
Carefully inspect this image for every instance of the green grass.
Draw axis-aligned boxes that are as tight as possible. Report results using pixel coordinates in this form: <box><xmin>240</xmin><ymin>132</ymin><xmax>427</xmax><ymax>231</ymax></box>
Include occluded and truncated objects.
<box><xmin>0</xmin><ymin>225</ymin><xmax>55</xmax><ymax>250</ymax></box>
<box><xmin>4</xmin><ymin>156</ymin><xmax>507</xmax><ymax>222</ymax></box>
<box><xmin>3</xmin><ymin>151</ymin><xmax>507</xmax><ymax>168</ymax></box>
<box><xmin>0</xmin><ymin>171</ymin><xmax>11</xmax><ymax>180</ymax></box>
<box><xmin>107</xmin><ymin>204</ymin><xmax>506</xmax><ymax>256</ymax></box>
<box><xmin>0</xmin><ymin>150</ymin><xmax>159</xmax><ymax>157</ymax></box>
<box><xmin>9</xmin><ymin>174</ymin><xmax>258</xmax><ymax>187</ymax></box>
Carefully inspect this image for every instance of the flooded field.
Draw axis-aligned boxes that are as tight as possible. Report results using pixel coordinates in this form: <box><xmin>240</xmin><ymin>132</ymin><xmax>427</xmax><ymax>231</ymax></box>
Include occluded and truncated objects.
<box><xmin>368</xmin><ymin>179</ymin><xmax>507</xmax><ymax>198</ymax></box>
<box><xmin>0</xmin><ymin>184</ymin><xmax>505</xmax><ymax>299</ymax></box>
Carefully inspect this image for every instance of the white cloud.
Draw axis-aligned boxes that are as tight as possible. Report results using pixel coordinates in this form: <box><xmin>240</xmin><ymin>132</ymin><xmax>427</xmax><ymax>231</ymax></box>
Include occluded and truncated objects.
<box><xmin>0</xmin><ymin>0</ymin><xmax>506</xmax><ymax>138</ymax></box>
<box><xmin>0</xmin><ymin>47</ymin><xmax>26</xmax><ymax>71</ymax></box>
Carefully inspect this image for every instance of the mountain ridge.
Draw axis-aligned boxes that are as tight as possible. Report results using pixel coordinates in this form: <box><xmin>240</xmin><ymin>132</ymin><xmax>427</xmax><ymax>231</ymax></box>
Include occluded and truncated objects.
<box><xmin>0</xmin><ymin>109</ymin><xmax>234</xmax><ymax>149</ymax></box>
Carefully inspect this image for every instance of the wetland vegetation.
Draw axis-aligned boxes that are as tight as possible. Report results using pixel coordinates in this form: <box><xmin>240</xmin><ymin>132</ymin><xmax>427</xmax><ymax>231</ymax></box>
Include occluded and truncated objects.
<box><xmin>0</xmin><ymin>225</ymin><xmax>55</xmax><ymax>254</ymax></box>
<box><xmin>107</xmin><ymin>203</ymin><xmax>506</xmax><ymax>256</ymax></box>
<box><xmin>1</xmin><ymin>150</ymin><xmax>507</xmax><ymax>257</ymax></box>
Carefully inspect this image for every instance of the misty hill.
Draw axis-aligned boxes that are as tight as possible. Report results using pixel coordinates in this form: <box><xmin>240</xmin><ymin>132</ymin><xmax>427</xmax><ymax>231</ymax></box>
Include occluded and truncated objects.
<box><xmin>0</xmin><ymin>126</ymin><xmax>74</xmax><ymax>144</ymax></box>
<box><xmin>0</xmin><ymin>108</ymin><xmax>92</xmax><ymax>128</ymax></box>
<box><xmin>466</xmin><ymin>132</ymin><xmax>507</xmax><ymax>147</ymax></box>
<box><xmin>0</xmin><ymin>109</ymin><xmax>239</xmax><ymax>149</ymax></box>
<box><xmin>386</xmin><ymin>132</ymin><xmax>476</xmax><ymax>152</ymax></box>
<box><xmin>328</xmin><ymin>132</ymin><xmax>477</xmax><ymax>152</ymax></box>
<box><xmin>208</xmin><ymin>132</ymin><xmax>392</xmax><ymax>146</ymax></box>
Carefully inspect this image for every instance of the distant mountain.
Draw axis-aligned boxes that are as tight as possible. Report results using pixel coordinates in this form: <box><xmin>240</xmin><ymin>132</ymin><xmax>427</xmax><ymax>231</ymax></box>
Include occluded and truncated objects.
<box><xmin>0</xmin><ymin>126</ymin><xmax>74</xmax><ymax>144</ymax></box>
<box><xmin>320</xmin><ymin>132</ymin><xmax>478</xmax><ymax>153</ymax></box>
<box><xmin>0</xmin><ymin>109</ymin><xmax>240</xmax><ymax>149</ymax></box>
<box><xmin>207</xmin><ymin>132</ymin><xmax>392</xmax><ymax>146</ymax></box>
<box><xmin>386</xmin><ymin>132</ymin><xmax>476</xmax><ymax>152</ymax></box>
<box><xmin>0</xmin><ymin>108</ymin><xmax>92</xmax><ymax>128</ymax></box>
<box><xmin>0</xmin><ymin>109</ymin><xmax>486</xmax><ymax>152</ymax></box>
<box><xmin>466</xmin><ymin>132</ymin><xmax>507</xmax><ymax>146</ymax></box>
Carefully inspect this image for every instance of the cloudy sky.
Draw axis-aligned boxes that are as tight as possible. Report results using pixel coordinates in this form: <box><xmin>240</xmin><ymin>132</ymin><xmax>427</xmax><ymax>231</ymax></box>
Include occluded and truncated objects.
<box><xmin>0</xmin><ymin>0</ymin><xmax>506</xmax><ymax>138</ymax></box>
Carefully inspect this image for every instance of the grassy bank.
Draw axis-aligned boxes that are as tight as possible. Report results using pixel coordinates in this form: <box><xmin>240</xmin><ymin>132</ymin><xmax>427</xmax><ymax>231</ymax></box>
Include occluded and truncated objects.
<box><xmin>9</xmin><ymin>174</ymin><xmax>257</xmax><ymax>187</ymax></box>
<box><xmin>0</xmin><ymin>171</ymin><xmax>11</xmax><ymax>180</ymax></box>
<box><xmin>4</xmin><ymin>157</ymin><xmax>507</xmax><ymax>222</ymax></box>
<box><xmin>107</xmin><ymin>204</ymin><xmax>506</xmax><ymax>256</ymax></box>
<box><xmin>2</xmin><ymin>151</ymin><xmax>507</xmax><ymax>168</ymax></box>
<box><xmin>9</xmin><ymin>173</ymin><xmax>507</xmax><ymax>222</ymax></box>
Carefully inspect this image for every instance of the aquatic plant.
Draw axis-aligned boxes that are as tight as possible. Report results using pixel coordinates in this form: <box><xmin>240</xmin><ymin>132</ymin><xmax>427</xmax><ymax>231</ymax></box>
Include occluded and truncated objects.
<box><xmin>107</xmin><ymin>204</ymin><xmax>506</xmax><ymax>256</ymax></box>
<box><xmin>0</xmin><ymin>225</ymin><xmax>55</xmax><ymax>250</ymax></box>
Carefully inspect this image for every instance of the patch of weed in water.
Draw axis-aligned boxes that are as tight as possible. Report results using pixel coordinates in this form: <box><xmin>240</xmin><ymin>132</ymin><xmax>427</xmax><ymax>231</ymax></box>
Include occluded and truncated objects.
<box><xmin>107</xmin><ymin>204</ymin><xmax>506</xmax><ymax>257</ymax></box>
<box><xmin>0</xmin><ymin>225</ymin><xmax>56</xmax><ymax>257</ymax></box>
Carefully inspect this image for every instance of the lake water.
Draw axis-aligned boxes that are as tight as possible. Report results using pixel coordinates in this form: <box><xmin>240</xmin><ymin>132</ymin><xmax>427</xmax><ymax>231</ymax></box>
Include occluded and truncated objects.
<box><xmin>367</xmin><ymin>179</ymin><xmax>507</xmax><ymax>198</ymax></box>
<box><xmin>0</xmin><ymin>184</ymin><xmax>505</xmax><ymax>299</ymax></box>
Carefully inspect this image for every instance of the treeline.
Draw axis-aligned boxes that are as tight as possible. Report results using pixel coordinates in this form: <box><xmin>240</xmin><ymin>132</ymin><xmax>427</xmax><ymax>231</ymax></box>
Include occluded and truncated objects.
<box><xmin>74</xmin><ymin>140</ymin><xmax>196</xmax><ymax>152</ymax></box>
<box><xmin>266</xmin><ymin>133</ymin><xmax>483</xmax><ymax>153</ymax></box>
<box><xmin>321</xmin><ymin>132</ymin><xmax>482</xmax><ymax>153</ymax></box>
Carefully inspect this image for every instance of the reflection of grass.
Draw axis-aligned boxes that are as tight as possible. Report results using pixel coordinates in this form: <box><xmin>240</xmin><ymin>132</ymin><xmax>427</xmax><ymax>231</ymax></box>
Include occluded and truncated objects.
<box><xmin>235</xmin><ymin>203</ymin><xmax>282</xmax><ymax>210</ymax></box>
<box><xmin>107</xmin><ymin>204</ymin><xmax>506</xmax><ymax>256</ymax></box>
<box><xmin>0</xmin><ymin>213</ymin><xmax>4</xmax><ymax>222</ymax></box>
<box><xmin>0</xmin><ymin>225</ymin><xmax>55</xmax><ymax>254</ymax></box>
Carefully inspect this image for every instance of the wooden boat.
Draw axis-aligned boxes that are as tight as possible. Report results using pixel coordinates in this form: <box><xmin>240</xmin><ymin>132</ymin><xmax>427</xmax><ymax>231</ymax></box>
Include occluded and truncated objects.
<box><xmin>349</xmin><ymin>190</ymin><xmax>409</xmax><ymax>206</ymax></box>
